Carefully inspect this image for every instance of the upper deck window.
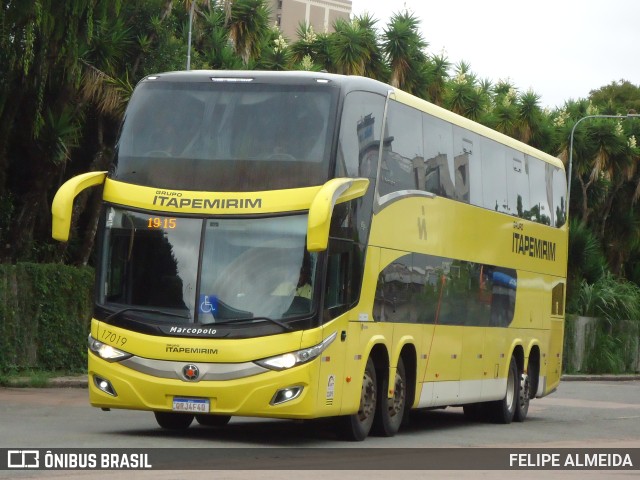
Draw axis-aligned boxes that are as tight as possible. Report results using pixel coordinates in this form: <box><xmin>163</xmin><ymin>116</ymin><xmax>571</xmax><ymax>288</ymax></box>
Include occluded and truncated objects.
<box><xmin>113</xmin><ymin>80</ymin><xmax>338</xmax><ymax>191</ymax></box>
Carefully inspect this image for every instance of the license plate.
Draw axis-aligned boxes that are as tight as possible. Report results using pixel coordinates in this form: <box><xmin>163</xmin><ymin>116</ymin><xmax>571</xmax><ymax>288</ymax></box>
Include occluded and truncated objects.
<box><xmin>172</xmin><ymin>397</ymin><xmax>210</xmax><ymax>413</ymax></box>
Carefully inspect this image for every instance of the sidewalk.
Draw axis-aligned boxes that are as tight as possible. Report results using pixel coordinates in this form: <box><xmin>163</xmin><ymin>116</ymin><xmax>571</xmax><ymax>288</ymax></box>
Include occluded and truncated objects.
<box><xmin>561</xmin><ymin>374</ymin><xmax>640</xmax><ymax>381</ymax></box>
<box><xmin>5</xmin><ymin>373</ymin><xmax>640</xmax><ymax>388</ymax></box>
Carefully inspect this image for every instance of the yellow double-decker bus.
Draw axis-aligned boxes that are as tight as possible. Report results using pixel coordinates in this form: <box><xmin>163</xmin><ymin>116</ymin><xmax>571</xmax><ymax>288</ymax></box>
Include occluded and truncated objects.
<box><xmin>52</xmin><ymin>71</ymin><xmax>568</xmax><ymax>441</ymax></box>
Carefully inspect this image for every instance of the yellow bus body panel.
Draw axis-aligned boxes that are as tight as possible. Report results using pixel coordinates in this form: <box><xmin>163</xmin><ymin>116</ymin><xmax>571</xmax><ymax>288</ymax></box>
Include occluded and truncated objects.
<box><xmin>89</xmin><ymin>320</ymin><xmax>342</xmax><ymax>418</ymax></box>
<box><xmin>51</xmin><ymin>171</ymin><xmax>107</xmax><ymax>241</ymax></box>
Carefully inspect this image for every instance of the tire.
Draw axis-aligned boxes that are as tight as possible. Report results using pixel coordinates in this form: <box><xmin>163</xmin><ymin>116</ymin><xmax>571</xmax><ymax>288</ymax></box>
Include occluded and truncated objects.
<box><xmin>195</xmin><ymin>414</ymin><xmax>232</xmax><ymax>427</ymax></box>
<box><xmin>338</xmin><ymin>357</ymin><xmax>377</xmax><ymax>441</ymax></box>
<box><xmin>514</xmin><ymin>371</ymin><xmax>530</xmax><ymax>422</ymax></box>
<box><xmin>372</xmin><ymin>357</ymin><xmax>406</xmax><ymax>437</ymax></box>
<box><xmin>487</xmin><ymin>356</ymin><xmax>518</xmax><ymax>424</ymax></box>
<box><xmin>154</xmin><ymin>411</ymin><xmax>194</xmax><ymax>430</ymax></box>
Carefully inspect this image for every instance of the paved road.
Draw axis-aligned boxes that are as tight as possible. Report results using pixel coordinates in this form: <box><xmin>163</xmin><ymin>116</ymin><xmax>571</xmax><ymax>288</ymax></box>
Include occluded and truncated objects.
<box><xmin>0</xmin><ymin>380</ymin><xmax>638</xmax><ymax>478</ymax></box>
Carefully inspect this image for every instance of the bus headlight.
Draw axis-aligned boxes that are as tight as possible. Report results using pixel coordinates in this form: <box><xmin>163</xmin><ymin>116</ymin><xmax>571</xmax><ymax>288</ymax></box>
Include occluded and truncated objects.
<box><xmin>255</xmin><ymin>332</ymin><xmax>337</xmax><ymax>371</ymax></box>
<box><xmin>88</xmin><ymin>335</ymin><xmax>132</xmax><ymax>362</ymax></box>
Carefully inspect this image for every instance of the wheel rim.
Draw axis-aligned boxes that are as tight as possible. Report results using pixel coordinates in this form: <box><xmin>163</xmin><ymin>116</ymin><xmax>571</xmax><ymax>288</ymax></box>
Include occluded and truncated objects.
<box><xmin>358</xmin><ymin>370</ymin><xmax>376</xmax><ymax>422</ymax></box>
<box><xmin>520</xmin><ymin>374</ymin><xmax>530</xmax><ymax>408</ymax></box>
<box><xmin>388</xmin><ymin>371</ymin><xmax>406</xmax><ymax>417</ymax></box>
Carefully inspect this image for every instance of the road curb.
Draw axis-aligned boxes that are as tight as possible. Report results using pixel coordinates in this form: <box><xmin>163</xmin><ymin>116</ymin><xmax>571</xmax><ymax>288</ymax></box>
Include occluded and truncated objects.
<box><xmin>561</xmin><ymin>374</ymin><xmax>640</xmax><ymax>382</ymax></box>
<box><xmin>48</xmin><ymin>376</ymin><xmax>89</xmax><ymax>388</ymax></box>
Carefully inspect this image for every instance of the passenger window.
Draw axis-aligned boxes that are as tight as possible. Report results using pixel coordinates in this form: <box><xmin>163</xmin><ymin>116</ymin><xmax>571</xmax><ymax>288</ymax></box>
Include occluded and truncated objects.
<box><xmin>481</xmin><ymin>138</ymin><xmax>508</xmax><ymax>213</ymax></box>
<box><xmin>423</xmin><ymin>114</ymin><xmax>455</xmax><ymax>198</ymax></box>
<box><xmin>336</xmin><ymin>91</ymin><xmax>386</xmax><ymax>179</ymax></box>
<box><xmin>550</xmin><ymin>164</ymin><xmax>567</xmax><ymax>227</ymax></box>
<box><xmin>378</xmin><ymin>101</ymin><xmax>424</xmax><ymax>197</ymax></box>
<box><xmin>527</xmin><ymin>155</ymin><xmax>551</xmax><ymax>225</ymax></box>
<box><xmin>453</xmin><ymin>127</ymin><xmax>476</xmax><ymax>204</ymax></box>
<box><xmin>373</xmin><ymin>253</ymin><xmax>418</xmax><ymax>323</ymax></box>
<box><xmin>507</xmin><ymin>149</ymin><xmax>530</xmax><ymax>218</ymax></box>
<box><xmin>551</xmin><ymin>283</ymin><xmax>565</xmax><ymax>316</ymax></box>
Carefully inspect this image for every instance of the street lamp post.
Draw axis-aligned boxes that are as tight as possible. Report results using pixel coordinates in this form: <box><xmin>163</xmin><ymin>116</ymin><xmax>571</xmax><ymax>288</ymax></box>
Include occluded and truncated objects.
<box><xmin>567</xmin><ymin>113</ymin><xmax>640</xmax><ymax>211</ymax></box>
<box><xmin>186</xmin><ymin>1</ymin><xmax>196</xmax><ymax>70</ymax></box>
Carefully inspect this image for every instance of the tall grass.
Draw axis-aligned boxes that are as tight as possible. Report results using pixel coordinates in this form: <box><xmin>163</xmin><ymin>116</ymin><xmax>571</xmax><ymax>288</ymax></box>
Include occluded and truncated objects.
<box><xmin>575</xmin><ymin>272</ymin><xmax>640</xmax><ymax>321</ymax></box>
<box><xmin>572</xmin><ymin>272</ymin><xmax>640</xmax><ymax>374</ymax></box>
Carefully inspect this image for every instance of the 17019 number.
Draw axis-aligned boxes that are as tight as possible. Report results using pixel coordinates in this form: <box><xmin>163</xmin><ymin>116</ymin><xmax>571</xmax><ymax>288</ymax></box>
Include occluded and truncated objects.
<box><xmin>101</xmin><ymin>329</ymin><xmax>128</xmax><ymax>347</ymax></box>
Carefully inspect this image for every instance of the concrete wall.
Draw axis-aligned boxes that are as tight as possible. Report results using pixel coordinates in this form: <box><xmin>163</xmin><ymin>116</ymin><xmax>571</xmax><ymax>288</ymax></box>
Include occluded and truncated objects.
<box><xmin>563</xmin><ymin>315</ymin><xmax>640</xmax><ymax>373</ymax></box>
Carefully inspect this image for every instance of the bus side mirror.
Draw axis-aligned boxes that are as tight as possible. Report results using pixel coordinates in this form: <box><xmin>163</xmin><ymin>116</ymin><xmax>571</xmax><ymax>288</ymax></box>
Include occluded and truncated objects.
<box><xmin>306</xmin><ymin>178</ymin><xmax>369</xmax><ymax>252</ymax></box>
<box><xmin>51</xmin><ymin>171</ymin><xmax>108</xmax><ymax>242</ymax></box>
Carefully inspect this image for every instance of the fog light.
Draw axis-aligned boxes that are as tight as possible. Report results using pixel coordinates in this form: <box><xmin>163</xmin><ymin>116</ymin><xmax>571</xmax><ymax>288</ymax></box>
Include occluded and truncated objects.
<box><xmin>270</xmin><ymin>386</ymin><xmax>303</xmax><ymax>405</ymax></box>
<box><xmin>94</xmin><ymin>375</ymin><xmax>117</xmax><ymax>397</ymax></box>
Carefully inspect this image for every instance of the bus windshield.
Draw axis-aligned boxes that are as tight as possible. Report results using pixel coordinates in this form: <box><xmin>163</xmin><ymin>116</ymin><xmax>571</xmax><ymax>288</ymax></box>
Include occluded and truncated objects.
<box><xmin>112</xmin><ymin>80</ymin><xmax>338</xmax><ymax>191</ymax></box>
<box><xmin>97</xmin><ymin>207</ymin><xmax>318</xmax><ymax>328</ymax></box>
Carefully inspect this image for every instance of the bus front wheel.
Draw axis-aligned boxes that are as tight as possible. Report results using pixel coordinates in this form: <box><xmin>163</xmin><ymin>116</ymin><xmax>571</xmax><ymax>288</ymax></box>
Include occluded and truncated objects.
<box><xmin>338</xmin><ymin>357</ymin><xmax>377</xmax><ymax>441</ymax></box>
<box><xmin>154</xmin><ymin>411</ymin><xmax>194</xmax><ymax>430</ymax></box>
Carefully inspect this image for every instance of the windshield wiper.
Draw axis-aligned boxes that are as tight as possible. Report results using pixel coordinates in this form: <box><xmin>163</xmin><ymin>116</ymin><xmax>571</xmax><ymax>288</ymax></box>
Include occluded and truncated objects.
<box><xmin>256</xmin><ymin>317</ymin><xmax>294</xmax><ymax>331</ymax></box>
<box><xmin>211</xmin><ymin>316</ymin><xmax>293</xmax><ymax>332</ymax></box>
<box><xmin>105</xmin><ymin>307</ymin><xmax>190</xmax><ymax>322</ymax></box>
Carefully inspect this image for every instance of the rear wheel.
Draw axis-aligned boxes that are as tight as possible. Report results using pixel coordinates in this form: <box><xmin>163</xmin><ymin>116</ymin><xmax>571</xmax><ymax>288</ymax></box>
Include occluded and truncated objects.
<box><xmin>487</xmin><ymin>356</ymin><xmax>518</xmax><ymax>424</ymax></box>
<box><xmin>195</xmin><ymin>414</ymin><xmax>232</xmax><ymax>427</ymax></box>
<box><xmin>514</xmin><ymin>371</ymin><xmax>530</xmax><ymax>422</ymax></box>
<box><xmin>154</xmin><ymin>411</ymin><xmax>194</xmax><ymax>430</ymax></box>
<box><xmin>372</xmin><ymin>357</ymin><xmax>406</xmax><ymax>436</ymax></box>
<box><xmin>338</xmin><ymin>357</ymin><xmax>377</xmax><ymax>441</ymax></box>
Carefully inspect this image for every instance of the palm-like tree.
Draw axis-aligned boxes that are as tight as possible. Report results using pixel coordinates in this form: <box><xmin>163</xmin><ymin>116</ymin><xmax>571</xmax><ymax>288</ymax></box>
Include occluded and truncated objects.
<box><xmin>424</xmin><ymin>53</ymin><xmax>450</xmax><ymax>106</ymax></box>
<box><xmin>256</xmin><ymin>28</ymin><xmax>293</xmax><ymax>71</ymax></box>
<box><xmin>486</xmin><ymin>79</ymin><xmax>519</xmax><ymax>137</ymax></box>
<box><xmin>515</xmin><ymin>90</ymin><xmax>544</xmax><ymax>145</ymax></box>
<box><xmin>356</xmin><ymin>14</ymin><xmax>388</xmax><ymax>82</ymax></box>
<box><xmin>382</xmin><ymin>11</ymin><xmax>427</xmax><ymax>93</ymax></box>
<box><xmin>566</xmin><ymin>217</ymin><xmax>607</xmax><ymax>311</ymax></box>
<box><xmin>594</xmin><ymin>127</ymin><xmax>637</xmax><ymax>242</ymax></box>
<box><xmin>329</xmin><ymin>17</ymin><xmax>381</xmax><ymax>76</ymax></box>
<box><xmin>602</xmin><ymin>186</ymin><xmax>640</xmax><ymax>276</ymax></box>
<box><xmin>443</xmin><ymin>61</ymin><xmax>488</xmax><ymax>121</ymax></box>
<box><xmin>290</xmin><ymin>24</ymin><xmax>333</xmax><ymax>71</ymax></box>
<box><xmin>199</xmin><ymin>6</ymin><xmax>244</xmax><ymax>69</ymax></box>
<box><xmin>227</xmin><ymin>0</ymin><xmax>271</xmax><ymax>66</ymax></box>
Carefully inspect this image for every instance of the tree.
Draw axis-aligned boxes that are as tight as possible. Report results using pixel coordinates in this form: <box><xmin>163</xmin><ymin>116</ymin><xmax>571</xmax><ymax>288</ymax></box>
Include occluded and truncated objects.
<box><xmin>423</xmin><ymin>53</ymin><xmax>450</xmax><ymax>106</ymax></box>
<box><xmin>589</xmin><ymin>80</ymin><xmax>640</xmax><ymax>113</ymax></box>
<box><xmin>198</xmin><ymin>5</ymin><xmax>244</xmax><ymax>70</ymax></box>
<box><xmin>255</xmin><ymin>27</ymin><xmax>293</xmax><ymax>71</ymax></box>
<box><xmin>514</xmin><ymin>90</ymin><xmax>545</xmax><ymax>145</ymax></box>
<box><xmin>443</xmin><ymin>61</ymin><xmax>488</xmax><ymax>121</ymax></box>
<box><xmin>382</xmin><ymin>11</ymin><xmax>428</xmax><ymax>94</ymax></box>
<box><xmin>227</xmin><ymin>0</ymin><xmax>270</xmax><ymax>66</ymax></box>
<box><xmin>0</xmin><ymin>0</ymin><xmax>110</xmax><ymax>261</ymax></box>
<box><xmin>329</xmin><ymin>17</ymin><xmax>383</xmax><ymax>77</ymax></box>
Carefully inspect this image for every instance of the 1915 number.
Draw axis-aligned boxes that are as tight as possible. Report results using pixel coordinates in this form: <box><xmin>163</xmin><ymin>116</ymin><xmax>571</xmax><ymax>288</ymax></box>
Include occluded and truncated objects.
<box><xmin>147</xmin><ymin>217</ymin><xmax>177</xmax><ymax>229</ymax></box>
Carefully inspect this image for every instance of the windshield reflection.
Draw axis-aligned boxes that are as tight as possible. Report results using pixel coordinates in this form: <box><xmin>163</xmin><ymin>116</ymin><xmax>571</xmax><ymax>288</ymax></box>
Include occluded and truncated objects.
<box><xmin>98</xmin><ymin>208</ymin><xmax>317</xmax><ymax>327</ymax></box>
<box><xmin>199</xmin><ymin>216</ymin><xmax>316</xmax><ymax>322</ymax></box>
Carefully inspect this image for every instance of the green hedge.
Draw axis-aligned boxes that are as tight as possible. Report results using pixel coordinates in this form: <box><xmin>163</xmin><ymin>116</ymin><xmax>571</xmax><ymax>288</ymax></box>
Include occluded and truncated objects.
<box><xmin>0</xmin><ymin>263</ymin><xmax>94</xmax><ymax>373</ymax></box>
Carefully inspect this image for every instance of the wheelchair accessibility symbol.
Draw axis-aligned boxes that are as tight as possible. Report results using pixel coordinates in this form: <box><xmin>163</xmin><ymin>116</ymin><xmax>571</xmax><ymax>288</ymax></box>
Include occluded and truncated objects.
<box><xmin>199</xmin><ymin>294</ymin><xmax>218</xmax><ymax>316</ymax></box>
